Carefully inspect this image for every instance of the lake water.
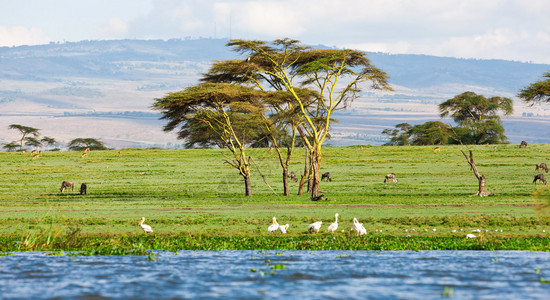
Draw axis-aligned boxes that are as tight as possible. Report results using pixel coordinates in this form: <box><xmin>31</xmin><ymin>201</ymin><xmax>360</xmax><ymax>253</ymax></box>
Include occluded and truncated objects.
<box><xmin>1</xmin><ymin>250</ymin><xmax>549</xmax><ymax>299</ymax></box>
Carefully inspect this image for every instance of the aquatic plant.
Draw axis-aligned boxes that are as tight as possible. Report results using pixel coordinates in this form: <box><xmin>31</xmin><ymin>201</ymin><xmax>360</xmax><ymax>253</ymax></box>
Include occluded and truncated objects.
<box><xmin>441</xmin><ymin>286</ymin><xmax>454</xmax><ymax>297</ymax></box>
<box><xmin>270</xmin><ymin>264</ymin><xmax>286</xmax><ymax>270</ymax></box>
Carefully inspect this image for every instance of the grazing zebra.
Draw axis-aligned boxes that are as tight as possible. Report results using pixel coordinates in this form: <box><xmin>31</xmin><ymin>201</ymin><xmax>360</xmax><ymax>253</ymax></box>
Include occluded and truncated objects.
<box><xmin>384</xmin><ymin>173</ymin><xmax>398</xmax><ymax>184</ymax></box>
<box><xmin>287</xmin><ymin>171</ymin><xmax>298</xmax><ymax>182</ymax></box>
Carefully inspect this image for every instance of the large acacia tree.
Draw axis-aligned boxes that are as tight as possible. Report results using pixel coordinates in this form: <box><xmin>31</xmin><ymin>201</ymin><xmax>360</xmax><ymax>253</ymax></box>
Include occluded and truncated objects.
<box><xmin>202</xmin><ymin>38</ymin><xmax>392</xmax><ymax>197</ymax></box>
<box><xmin>439</xmin><ymin>91</ymin><xmax>513</xmax><ymax>144</ymax></box>
<box><xmin>153</xmin><ymin>82</ymin><xmax>266</xmax><ymax>196</ymax></box>
<box><xmin>8</xmin><ymin>124</ymin><xmax>40</xmax><ymax>151</ymax></box>
<box><xmin>518</xmin><ymin>71</ymin><xmax>550</xmax><ymax>105</ymax></box>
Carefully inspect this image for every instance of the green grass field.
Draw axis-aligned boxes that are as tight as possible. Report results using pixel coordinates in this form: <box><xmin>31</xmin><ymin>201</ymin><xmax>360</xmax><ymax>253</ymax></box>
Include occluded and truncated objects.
<box><xmin>1</xmin><ymin>144</ymin><xmax>549</xmax><ymax>252</ymax></box>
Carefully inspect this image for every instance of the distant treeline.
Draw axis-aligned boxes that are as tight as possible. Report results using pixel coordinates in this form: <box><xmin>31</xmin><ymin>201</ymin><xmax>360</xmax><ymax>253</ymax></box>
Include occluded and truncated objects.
<box><xmin>61</xmin><ymin>111</ymin><xmax>160</xmax><ymax>119</ymax></box>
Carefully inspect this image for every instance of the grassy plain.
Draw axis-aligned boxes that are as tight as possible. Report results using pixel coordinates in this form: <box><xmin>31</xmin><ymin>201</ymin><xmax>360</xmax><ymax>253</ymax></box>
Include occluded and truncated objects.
<box><xmin>0</xmin><ymin>144</ymin><xmax>549</xmax><ymax>252</ymax></box>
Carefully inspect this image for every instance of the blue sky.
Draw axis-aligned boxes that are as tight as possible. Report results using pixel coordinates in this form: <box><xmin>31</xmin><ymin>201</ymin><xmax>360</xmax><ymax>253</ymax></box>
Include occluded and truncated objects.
<box><xmin>1</xmin><ymin>0</ymin><xmax>549</xmax><ymax>64</ymax></box>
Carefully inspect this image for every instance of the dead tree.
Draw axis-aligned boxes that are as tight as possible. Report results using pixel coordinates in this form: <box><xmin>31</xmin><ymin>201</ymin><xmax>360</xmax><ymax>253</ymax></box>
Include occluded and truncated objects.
<box><xmin>460</xmin><ymin>150</ymin><xmax>491</xmax><ymax>196</ymax></box>
<box><xmin>536</xmin><ymin>163</ymin><xmax>549</xmax><ymax>173</ymax></box>
<box><xmin>534</xmin><ymin>173</ymin><xmax>547</xmax><ymax>185</ymax></box>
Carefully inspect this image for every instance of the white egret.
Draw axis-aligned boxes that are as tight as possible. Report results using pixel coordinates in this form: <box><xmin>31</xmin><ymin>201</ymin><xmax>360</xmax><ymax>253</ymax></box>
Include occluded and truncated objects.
<box><xmin>466</xmin><ymin>234</ymin><xmax>476</xmax><ymax>239</ymax></box>
<box><xmin>279</xmin><ymin>224</ymin><xmax>289</xmax><ymax>234</ymax></box>
<box><xmin>308</xmin><ymin>221</ymin><xmax>322</xmax><ymax>233</ymax></box>
<box><xmin>352</xmin><ymin>218</ymin><xmax>367</xmax><ymax>235</ymax></box>
<box><xmin>139</xmin><ymin>217</ymin><xmax>153</xmax><ymax>233</ymax></box>
<box><xmin>267</xmin><ymin>217</ymin><xmax>279</xmax><ymax>234</ymax></box>
<box><xmin>326</xmin><ymin>213</ymin><xmax>339</xmax><ymax>233</ymax></box>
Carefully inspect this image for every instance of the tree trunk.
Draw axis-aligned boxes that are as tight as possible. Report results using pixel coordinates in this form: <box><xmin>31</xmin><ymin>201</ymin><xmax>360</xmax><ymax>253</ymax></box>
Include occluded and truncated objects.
<box><xmin>310</xmin><ymin>147</ymin><xmax>322</xmax><ymax>198</ymax></box>
<box><xmin>478</xmin><ymin>174</ymin><xmax>486</xmax><ymax>196</ymax></box>
<box><xmin>298</xmin><ymin>148</ymin><xmax>309</xmax><ymax>195</ymax></box>
<box><xmin>244</xmin><ymin>173</ymin><xmax>252</xmax><ymax>196</ymax></box>
<box><xmin>282</xmin><ymin>168</ymin><xmax>290</xmax><ymax>196</ymax></box>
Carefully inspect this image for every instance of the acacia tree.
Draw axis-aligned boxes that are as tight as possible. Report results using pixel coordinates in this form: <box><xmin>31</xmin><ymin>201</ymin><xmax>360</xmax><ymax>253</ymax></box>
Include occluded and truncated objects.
<box><xmin>153</xmin><ymin>82</ymin><xmax>266</xmax><ymax>196</ymax></box>
<box><xmin>40</xmin><ymin>136</ymin><xmax>57</xmax><ymax>149</ymax></box>
<box><xmin>2</xmin><ymin>142</ymin><xmax>19</xmax><ymax>152</ymax></box>
<box><xmin>24</xmin><ymin>137</ymin><xmax>42</xmax><ymax>150</ymax></box>
<box><xmin>68</xmin><ymin>138</ymin><xmax>107</xmax><ymax>151</ymax></box>
<box><xmin>518</xmin><ymin>71</ymin><xmax>550</xmax><ymax>105</ymax></box>
<box><xmin>439</xmin><ymin>91</ymin><xmax>513</xmax><ymax>144</ymax></box>
<box><xmin>382</xmin><ymin>123</ymin><xmax>411</xmax><ymax>146</ymax></box>
<box><xmin>409</xmin><ymin>121</ymin><xmax>454</xmax><ymax>145</ymax></box>
<box><xmin>8</xmin><ymin>124</ymin><xmax>40</xmax><ymax>151</ymax></box>
<box><xmin>203</xmin><ymin>38</ymin><xmax>392</xmax><ymax>197</ymax></box>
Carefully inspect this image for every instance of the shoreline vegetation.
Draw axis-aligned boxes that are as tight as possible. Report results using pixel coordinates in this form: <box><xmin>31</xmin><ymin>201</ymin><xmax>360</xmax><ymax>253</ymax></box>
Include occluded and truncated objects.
<box><xmin>1</xmin><ymin>145</ymin><xmax>549</xmax><ymax>253</ymax></box>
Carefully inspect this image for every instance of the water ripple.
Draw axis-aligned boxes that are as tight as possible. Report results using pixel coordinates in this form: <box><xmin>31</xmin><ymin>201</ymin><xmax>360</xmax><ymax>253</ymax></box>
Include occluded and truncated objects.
<box><xmin>0</xmin><ymin>250</ymin><xmax>549</xmax><ymax>299</ymax></box>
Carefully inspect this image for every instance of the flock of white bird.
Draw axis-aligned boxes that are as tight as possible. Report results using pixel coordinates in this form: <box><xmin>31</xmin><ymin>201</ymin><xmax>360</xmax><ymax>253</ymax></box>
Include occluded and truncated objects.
<box><xmin>268</xmin><ymin>213</ymin><xmax>367</xmax><ymax>236</ymax></box>
<box><xmin>139</xmin><ymin>215</ymin><xmax>540</xmax><ymax>238</ymax></box>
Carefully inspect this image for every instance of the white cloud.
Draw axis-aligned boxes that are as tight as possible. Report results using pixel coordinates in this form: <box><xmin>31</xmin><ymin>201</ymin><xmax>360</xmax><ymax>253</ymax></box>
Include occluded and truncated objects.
<box><xmin>0</xmin><ymin>26</ymin><xmax>50</xmax><ymax>47</ymax></box>
<box><xmin>95</xmin><ymin>17</ymin><xmax>129</xmax><ymax>38</ymax></box>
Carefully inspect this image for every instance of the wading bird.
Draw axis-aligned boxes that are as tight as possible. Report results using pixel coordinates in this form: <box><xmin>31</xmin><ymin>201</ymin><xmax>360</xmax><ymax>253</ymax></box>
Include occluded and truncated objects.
<box><xmin>279</xmin><ymin>224</ymin><xmax>289</xmax><ymax>234</ymax></box>
<box><xmin>352</xmin><ymin>218</ymin><xmax>367</xmax><ymax>235</ymax></box>
<box><xmin>326</xmin><ymin>213</ymin><xmax>339</xmax><ymax>233</ymax></box>
<box><xmin>139</xmin><ymin>217</ymin><xmax>153</xmax><ymax>233</ymax></box>
<box><xmin>308</xmin><ymin>221</ymin><xmax>322</xmax><ymax>233</ymax></box>
<box><xmin>268</xmin><ymin>217</ymin><xmax>279</xmax><ymax>234</ymax></box>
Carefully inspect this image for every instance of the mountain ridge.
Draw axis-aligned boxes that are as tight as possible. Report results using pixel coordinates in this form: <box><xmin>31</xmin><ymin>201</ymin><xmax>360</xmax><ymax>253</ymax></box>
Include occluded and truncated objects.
<box><xmin>1</xmin><ymin>38</ymin><xmax>549</xmax><ymax>148</ymax></box>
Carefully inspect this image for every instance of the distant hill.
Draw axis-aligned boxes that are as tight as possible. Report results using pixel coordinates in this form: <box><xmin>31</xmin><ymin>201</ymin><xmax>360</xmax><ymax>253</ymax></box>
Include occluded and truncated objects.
<box><xmin>1</xmin><ymin>38</ymin><xmax>549</xmax><ymax>148</ymax></box>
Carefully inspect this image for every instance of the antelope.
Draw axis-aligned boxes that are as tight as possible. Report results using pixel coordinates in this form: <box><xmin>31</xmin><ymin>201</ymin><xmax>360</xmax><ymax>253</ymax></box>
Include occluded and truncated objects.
<box><xmin>30</xmin><ymin>150</ymin><xmax>37</xmax><ymax>155</ymax></box>
<box><xmin>84</xmin><ymin>147</ymin><xmax>90</xmax><ymax>152</ymax></box>
<box><xmin>21</xmin><ymin>150</ymin><xmax>27</xmax><ymax>154</ymax></box>
<box><xmin>81</xmin><ymin>152</ymin><xmax>87</xmax><ymax>158</ymax></box>
<box><xmin>32</xmin><ymin>154</ymin><xmax>40</xmax><ymax>160</ymax></box>
<box><xmin>433</xmin><ymin>147</ymin><xmax>440</xmax><ymax>152</ymax></box>
<box><xmin>118</xmin><ymin>151</ymin><xmax>122</xmax><ymax>156</ymax></box>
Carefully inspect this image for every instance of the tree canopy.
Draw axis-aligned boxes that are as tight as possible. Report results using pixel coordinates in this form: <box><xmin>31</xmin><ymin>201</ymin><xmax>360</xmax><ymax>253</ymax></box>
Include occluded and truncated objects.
<box><xmin>8</xmin><ymin>124</ymin><xmax>40</xmax><ymax>151</ymax></box>
<box><xmin>438</xmin><ymin>91</ymin><xmax>512</xmax><ymax>144</ymax></box>
<box><xmin>154</xmin><ymin>38</ymin><xmax>392</xmax><ymax>197</ymax></box>
<box><xmin>68</xmin><ymin>138</ymin><xmax>107</xmax><ymax>151</ymax></box>
<box><xmin>518</xmin><ymin>71</ymin><xmax>550</xmax><ymax>105</ymax></box>
<box><xmin>383</xmin><ymin>91</ymin><xmax>513</xmax><ymax>145</ymax></box>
